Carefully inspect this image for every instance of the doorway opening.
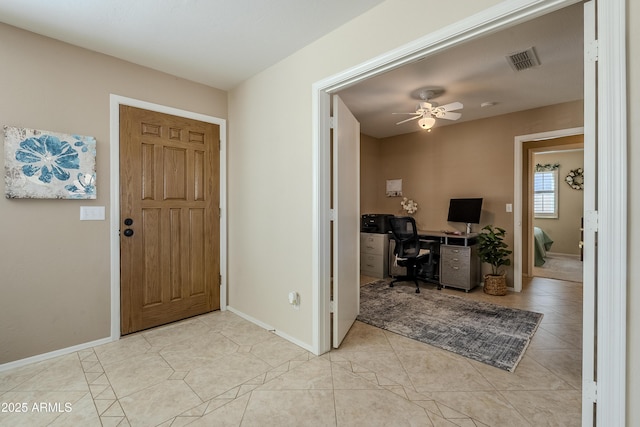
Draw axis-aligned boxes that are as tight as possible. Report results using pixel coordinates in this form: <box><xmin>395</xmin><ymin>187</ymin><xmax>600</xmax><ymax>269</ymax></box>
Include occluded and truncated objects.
<box><xmin>526</xmin><ymin>138</ymin><xmax>584</xmax><ymax>283</ymax></box>
<box><xmin>313</xmin><ymin>0</ymin><xmax>626</xmax><ymax>423</ymax></box>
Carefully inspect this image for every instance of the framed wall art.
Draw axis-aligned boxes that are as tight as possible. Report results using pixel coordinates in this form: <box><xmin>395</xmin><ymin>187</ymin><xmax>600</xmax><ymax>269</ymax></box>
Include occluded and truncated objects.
<box><xmin>4</xmin><ymin>125</ymin><xmax>96</xmax><ymax>199</ymax></box>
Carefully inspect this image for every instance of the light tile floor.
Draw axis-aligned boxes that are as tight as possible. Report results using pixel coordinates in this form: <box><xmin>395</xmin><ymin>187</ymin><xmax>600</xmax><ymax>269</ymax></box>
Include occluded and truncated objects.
<box><xmin>0</xmin><ymin>276</ymin><xmax>582</xmax><ymax>426</ymax></box>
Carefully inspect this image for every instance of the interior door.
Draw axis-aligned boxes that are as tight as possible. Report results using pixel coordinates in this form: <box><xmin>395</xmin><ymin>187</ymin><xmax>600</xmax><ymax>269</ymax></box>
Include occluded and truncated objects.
<box><xmin>526</xmin><ymin>136</ymin><xmax>584</xmax><ymax>278</ymax></box>
<box><xmin>332</xmin><ymin>95</ymin><xmax>360</xmax><ymax>348</ymax></box>
<box><xmin>120</xmin><ymin>105</ymin><xmax>220</xmax><ymax>334</ymax></box>
<box><xmin>582</xmin><ymin>1</ymin><xmax>597</xmax><ymax>424</ymax></box>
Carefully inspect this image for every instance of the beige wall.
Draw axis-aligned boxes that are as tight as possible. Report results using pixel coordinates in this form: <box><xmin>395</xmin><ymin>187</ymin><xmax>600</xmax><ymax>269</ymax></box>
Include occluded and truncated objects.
<box><xmin>226</xmin><ymin>0</ymin><xmax>501</xmax><ymax>347</ymax></box>
<box><xmin>533</xmin><ymin>150</ymin><xmax>584</xmax><ymax>255</ymax></box>
<box><xmin>359</xmin><ymin>101</ymin><xmax>583</xmax><ymax>283</ymax></box>
<box><xmin>0</xmin><ymin>23</ymin><xmax>227</xmax><ymax>364</ymax></box>
<box><xmin>360</xmin><ymin>134</ymin><xmax>383</xmax><ymax>215</ymax></box>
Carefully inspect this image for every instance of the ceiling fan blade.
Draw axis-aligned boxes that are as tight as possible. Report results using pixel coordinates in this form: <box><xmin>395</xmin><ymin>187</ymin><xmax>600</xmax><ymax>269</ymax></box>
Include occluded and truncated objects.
<box><xmin>438</xmin><ymin>111</ymin><xmax>462</xmax><ymax>120</ymax></box>
<box><xmin>439</xmin><ymin>101</ymin><xmax>463</xmax><ymax>111</ymax></box>
<box><xmin>392</xmin><ymin>112</ymin><xmax>421</xmax><ymax>115</ymax></box>
<box><xmin>395</xmin><ymin>115</ymin><xmax>422</xmax><ymax>125</ymax></box>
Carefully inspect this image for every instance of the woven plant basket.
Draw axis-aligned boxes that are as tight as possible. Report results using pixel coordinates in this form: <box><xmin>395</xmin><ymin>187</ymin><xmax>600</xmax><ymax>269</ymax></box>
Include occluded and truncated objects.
<box><xmin>483</xmin><ymin>274</ymin><xmax>507</xmax><ymax>296</ymax></box>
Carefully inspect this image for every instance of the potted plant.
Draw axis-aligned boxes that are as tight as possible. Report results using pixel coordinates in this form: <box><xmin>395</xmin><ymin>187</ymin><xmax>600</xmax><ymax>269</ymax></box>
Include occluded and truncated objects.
<box><xmin>476</xmin><ymin>225</ymin><xmax>512</xmax><ymax>295</ymax></box>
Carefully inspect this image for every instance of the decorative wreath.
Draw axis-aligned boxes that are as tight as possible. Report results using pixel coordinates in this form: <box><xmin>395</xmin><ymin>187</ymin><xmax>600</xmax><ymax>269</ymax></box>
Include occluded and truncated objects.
<box><xmin>565</xmin><ymin>168</ymin><xmax>584</xmax><ymax>190</ymax></box>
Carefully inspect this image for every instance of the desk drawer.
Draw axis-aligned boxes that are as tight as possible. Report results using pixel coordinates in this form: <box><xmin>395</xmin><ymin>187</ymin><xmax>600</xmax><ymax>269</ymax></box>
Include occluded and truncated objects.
<box><xmin>440</xmin><ymin>262</ymin><xmax>469</xmax><ymax>287</ymax></box>
<box><xmin>361</xmin><ymin>253</ymin><xmax>385</xmax><ymax>277</ymax></box>
<box><xmin>360</xmin><ymin>233</ymin><xmax>387</xmax><ymax>255</ymax></box>
<box><xmin>439</xmin><ymin>245</ymin><xmax>477</xmax><ymax>291</ymax></box>
<box><xmin>440</xmin><ymin>245</ymin><xmax>471</xmax><ymax>263</ymax></box>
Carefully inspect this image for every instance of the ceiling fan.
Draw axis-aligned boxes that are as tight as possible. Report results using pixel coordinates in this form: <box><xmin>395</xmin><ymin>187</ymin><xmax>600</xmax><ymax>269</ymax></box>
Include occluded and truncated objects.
<box><xmin>393</xmin><ymin>88</ymin><xmax>463</xmax><ymax>130</ymax></box>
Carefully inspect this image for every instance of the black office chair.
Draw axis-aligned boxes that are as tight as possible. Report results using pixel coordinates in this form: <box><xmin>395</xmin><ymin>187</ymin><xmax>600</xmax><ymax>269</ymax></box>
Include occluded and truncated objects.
<box><xmin>388</xmin><ymin>216</ymin><xmax>433</xmax><ymax>293</ymax></box>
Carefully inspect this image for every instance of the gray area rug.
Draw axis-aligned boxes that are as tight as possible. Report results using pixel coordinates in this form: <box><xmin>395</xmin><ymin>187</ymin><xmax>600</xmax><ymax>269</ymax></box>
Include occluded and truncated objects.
<box><xmin>357</xmin><ymin>280</ymin><xmax>543</xmax><ymax>372</ymax></box>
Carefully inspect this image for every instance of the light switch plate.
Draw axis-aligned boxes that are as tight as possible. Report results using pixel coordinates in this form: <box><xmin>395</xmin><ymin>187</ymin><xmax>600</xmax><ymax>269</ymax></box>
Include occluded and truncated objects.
<box><xmin>80</xmin><ymin>206</ymin><xmax>105</xmax><ymax>220</ymax></box>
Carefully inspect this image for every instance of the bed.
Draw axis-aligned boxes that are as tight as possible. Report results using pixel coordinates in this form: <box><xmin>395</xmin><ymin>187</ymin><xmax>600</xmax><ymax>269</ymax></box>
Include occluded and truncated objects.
<box><xmin>534</xmin><ymin>226</ymin><xmax>554</xmax><ymax>266</ymax></box>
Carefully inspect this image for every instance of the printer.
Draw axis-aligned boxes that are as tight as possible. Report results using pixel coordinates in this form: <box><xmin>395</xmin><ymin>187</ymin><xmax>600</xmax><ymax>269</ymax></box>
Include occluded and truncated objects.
<box><xmin>361</xmin><ymin>214</ymin><xmax>394</xmax><ymax>234</ymax></box>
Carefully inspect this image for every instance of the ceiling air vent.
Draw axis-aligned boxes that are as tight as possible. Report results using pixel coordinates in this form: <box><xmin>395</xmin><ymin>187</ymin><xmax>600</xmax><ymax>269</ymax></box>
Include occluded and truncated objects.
<box><xmin>506</xmin><ymin>47</ymin><xmax>541</xmax><ymax>71</ymax></box>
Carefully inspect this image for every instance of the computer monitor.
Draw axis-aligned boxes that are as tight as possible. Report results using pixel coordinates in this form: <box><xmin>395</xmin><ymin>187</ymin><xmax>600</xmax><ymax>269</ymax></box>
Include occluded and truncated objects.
<box><xmin>447</xmin><ymin>198</ymin><xmax>483</xmax><ymax>233</ymax></box>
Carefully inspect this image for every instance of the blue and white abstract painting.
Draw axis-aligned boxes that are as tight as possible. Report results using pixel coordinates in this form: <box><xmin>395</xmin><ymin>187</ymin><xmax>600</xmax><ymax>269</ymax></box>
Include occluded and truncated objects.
<box><xmin>4</xmin><ymin>126</ymin><xmax>96</xmax><ymax>199</ymax></box>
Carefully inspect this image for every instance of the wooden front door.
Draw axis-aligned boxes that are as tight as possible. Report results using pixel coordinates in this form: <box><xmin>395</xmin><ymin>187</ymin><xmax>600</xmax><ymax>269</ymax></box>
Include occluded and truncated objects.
<box><xmin>120</xmin><ymin>105</ymin><xmax>220</xmax><ymax>335</ymax></box>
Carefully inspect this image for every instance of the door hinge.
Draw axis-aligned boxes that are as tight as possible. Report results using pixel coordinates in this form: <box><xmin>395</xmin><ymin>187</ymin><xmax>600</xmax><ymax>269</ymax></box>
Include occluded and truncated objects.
<box><xmin>329</xmin><ymin>299</ymin><xmax>335</xmax><ymax>313</ymax></box>
<box><xmin>585</xmin><ymin>210</ymin><xmax>598</xmax><ymax>233</ymax></box>
<box><xmin>586</xmin><ymin>39</ymin><xmax>599</xmax><ymax>62</ymax></box>
<box><xmin>219</xmin><ymin>274</ymin><xmax>222</xmax><ymax>286</ymax></box>
<box><xmin>329</xmin><ymin>209</ymin><xmax>336</xmax><ymax>221</ymax></box>
<box><xmin>329</xmin><ymin>116</ymin><xmax>335</xmax><ymax>129</ymax></box>
<box><xmin>218</xmin><ymin>139</ymin><xmax>221</xmax><ymax>151</ymax></box>
<box><xmin>584</xmin><ymin>380</ymin><xmax>597</xmax><ymax>403</ymax></box>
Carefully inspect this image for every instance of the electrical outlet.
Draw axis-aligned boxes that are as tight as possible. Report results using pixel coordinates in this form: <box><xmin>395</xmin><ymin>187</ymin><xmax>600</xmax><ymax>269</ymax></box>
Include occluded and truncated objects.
<box><xmin>288</xmin><ymin>292</ymin><xmax>298</xmax><ymax>304</ymax></box>
<box><xmin>288</xmin><ymin>292</ymin><xmax>300</xmax><ymax>309</ymax></box>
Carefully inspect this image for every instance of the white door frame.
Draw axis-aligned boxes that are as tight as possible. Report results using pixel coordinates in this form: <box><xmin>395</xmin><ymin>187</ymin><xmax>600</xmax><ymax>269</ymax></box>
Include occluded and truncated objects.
<box><xmin>312</xmin><ymin>0</ymin><xmax>626</xmax><ymax>423</ymax></box>
<box><xmin>513</xmin><ymin>126</ymin><xmax>584</xmax><ymax>293</ymax></box>
<box><xmin>582</xmin><ymin>0</ymin><xmax>627</xmax><ymax>423</ymax></box>
<box><xmin>109</xmin><ymin>95</ymin><xmax>228</xmax><ymax>340</ymax></box>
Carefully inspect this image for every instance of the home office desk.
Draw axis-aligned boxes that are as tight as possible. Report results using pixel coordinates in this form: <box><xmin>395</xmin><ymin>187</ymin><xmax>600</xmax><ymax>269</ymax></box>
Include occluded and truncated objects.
<box><xmin>389</xmin><ymin>230</ymin><xmax>481</xmax><ymax>292</ymax></box>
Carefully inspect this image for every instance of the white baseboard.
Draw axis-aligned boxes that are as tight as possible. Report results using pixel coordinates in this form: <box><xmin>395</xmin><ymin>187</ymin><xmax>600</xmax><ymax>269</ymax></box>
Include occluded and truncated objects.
<box><xmin>1</xmin><ymin>309</ymin><xmax>316</xmax><ymax>373</ymax></box>
<box><xmin>0</xmin><ymin>336</ymin><xmax>116</xmax><ymax>373</ymax></box>
<box><xmin>225</xmin><ymin>306</ymin><xmax>314</xmax><ymax>353</ymax></box>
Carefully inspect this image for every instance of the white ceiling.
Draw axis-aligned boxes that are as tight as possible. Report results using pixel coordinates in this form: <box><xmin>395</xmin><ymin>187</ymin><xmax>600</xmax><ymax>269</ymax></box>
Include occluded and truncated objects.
<box><xmin>0</xmin><ymin>0</ymin><xmax>384</xmax><ymax>90</ymax></box>
<box><xmin>1</xmin><ymin>1</ymin><xmax>583</xmax><ymax>139</ymax></box>
<box><xmin>338</xmin><ymin>3</ymin><xmax>584</xmax><ymax>138</ymax></box>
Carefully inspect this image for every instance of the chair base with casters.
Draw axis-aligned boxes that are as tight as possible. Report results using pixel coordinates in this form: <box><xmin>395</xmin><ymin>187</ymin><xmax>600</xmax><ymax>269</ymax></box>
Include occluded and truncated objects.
<box><xmin>389</xmin><ymin>256</ymin><xmax>426</xmax><ymax>293</ymax></box>
<box><xmin>390</xmin><ymin>249</ymin><xmax>441</xmax><ymax>293</ymax></box>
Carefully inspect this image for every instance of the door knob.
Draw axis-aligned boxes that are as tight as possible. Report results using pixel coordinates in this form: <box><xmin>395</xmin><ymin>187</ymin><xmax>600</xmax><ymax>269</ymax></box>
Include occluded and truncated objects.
<box><xmin>123</xmin><ymin>229</ymin><xmax>134</xmax><ymax>237</ymax></box>
<box><xmin>124</xmin><ymin>218</ymin><xmax>133</xmax><ymax>226</ymax></box>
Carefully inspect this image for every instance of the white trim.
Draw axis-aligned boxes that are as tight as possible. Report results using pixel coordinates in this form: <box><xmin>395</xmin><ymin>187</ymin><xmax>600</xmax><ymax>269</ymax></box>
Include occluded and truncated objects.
<box><xmin>226</xmin><ymin>306</ymin><xmax>314</xmax><ymax>353</ymax></box>
<box><xmin>312</xmin><ymin>0</ymin><xmax>626</xmax><ymax>423</ymax></box>
<box><xmin>313</xmin><ymin>0</ymin><xmax>577</xmax><ymax>94</ymax></box>
<box><xmin>0</xmin><ymin>337</ymin><xmax>113</xmax><ymax>373</ymax></box>
<box><xmin>310</xmin><ymin>90</ymin><xmax>331</xmax><ymax>355</ymax></box>
<box><xmin>109</xmin><ymin>95</ymin><xmax>228</xmax><ymax>342</ymax></box>
<box><xmin>594</xmin><ymin>0</ymin><xmax>627</xmax><ymax>423</ymax></box>
<box><xmin>513</xmin><ymin>126</ymin><xmax>584</xmax><ymax>293</ymax></box>
<box><xmin>582</xmin><ymin>3</ymin><xmax>597</xmax><ymax>425</ymax></box>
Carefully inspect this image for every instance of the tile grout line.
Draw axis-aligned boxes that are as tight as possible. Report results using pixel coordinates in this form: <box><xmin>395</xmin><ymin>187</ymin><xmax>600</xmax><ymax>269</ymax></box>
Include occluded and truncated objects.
<box><xmin>381</xmin><ymin>328</ymin><xmax>481</xmax><ymax>425</ymax></box>
<box><xmin>79</xmin><ymin>347</ymin><xmax>130</xmax><ymax>426</ymax></box>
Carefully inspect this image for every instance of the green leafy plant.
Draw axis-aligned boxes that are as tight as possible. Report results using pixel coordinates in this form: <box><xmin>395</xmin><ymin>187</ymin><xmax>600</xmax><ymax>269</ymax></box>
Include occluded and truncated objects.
<box><xmin>477</xmin><ymin>225</ymin><xmax>512</xmax><ymax>276</ymax></box>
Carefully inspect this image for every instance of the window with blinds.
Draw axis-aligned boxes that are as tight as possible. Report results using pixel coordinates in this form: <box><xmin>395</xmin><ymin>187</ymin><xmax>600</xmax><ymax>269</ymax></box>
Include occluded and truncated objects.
<box><xmin>534</xmin><ymin>170</ymin><xmax>558</xmax><ymax>218</ymax></box>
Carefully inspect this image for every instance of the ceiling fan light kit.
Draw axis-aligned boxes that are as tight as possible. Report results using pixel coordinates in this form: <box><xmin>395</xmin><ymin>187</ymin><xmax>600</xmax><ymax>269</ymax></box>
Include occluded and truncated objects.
<box><xmin>393</xmin><ymin>86</ymin><xmax>463</xmax><ymax>131</ymax></box>
<box><xmin>418</xmin><ymin>117</ymin><xmax>436</xmax><ymax>130</ymax></box>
